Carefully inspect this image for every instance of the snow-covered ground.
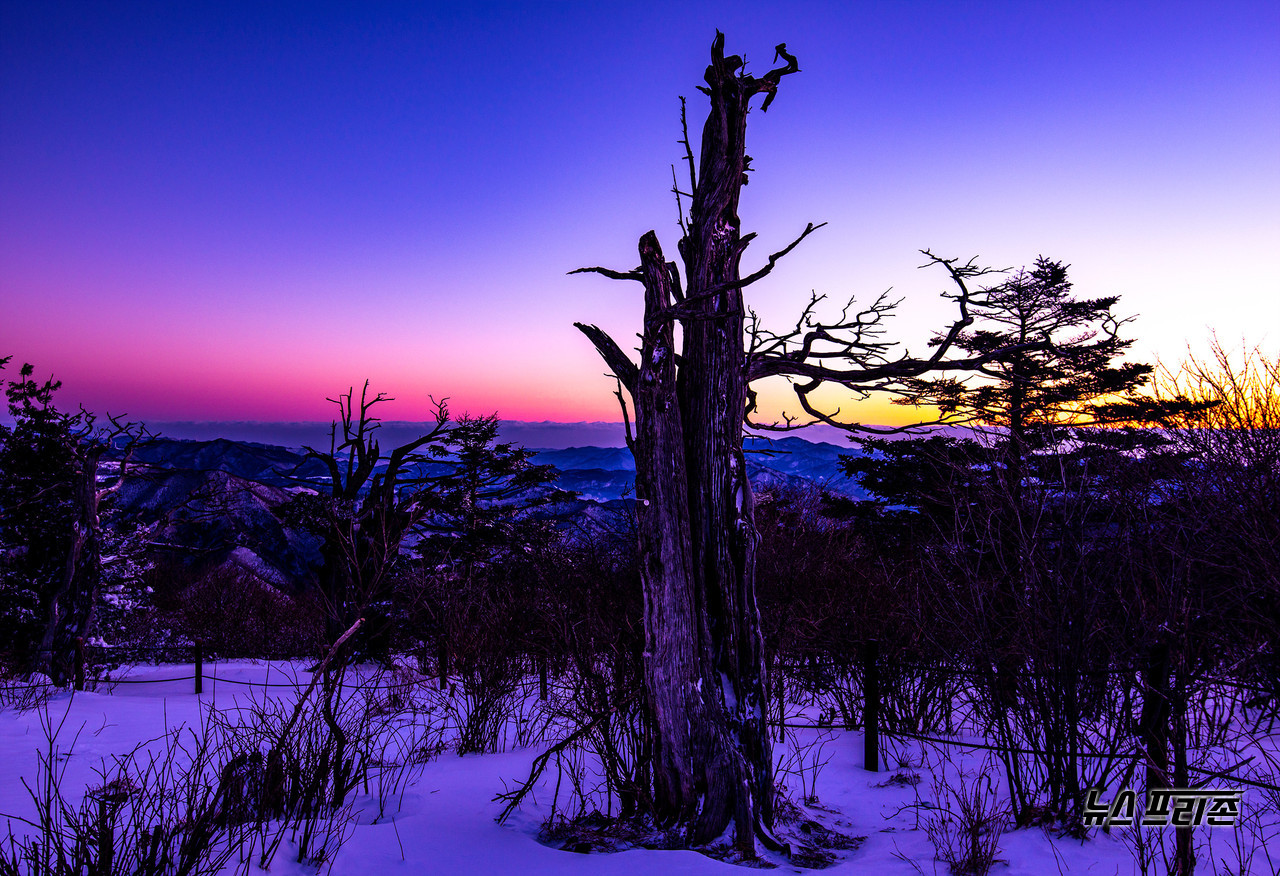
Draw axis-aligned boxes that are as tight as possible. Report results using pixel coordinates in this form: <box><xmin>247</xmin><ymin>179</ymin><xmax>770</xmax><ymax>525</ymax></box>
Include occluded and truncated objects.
<box><xmin>0</xmin><ymin>661</ymin><xmax>1274</xmax><ymax>874</ymax></box>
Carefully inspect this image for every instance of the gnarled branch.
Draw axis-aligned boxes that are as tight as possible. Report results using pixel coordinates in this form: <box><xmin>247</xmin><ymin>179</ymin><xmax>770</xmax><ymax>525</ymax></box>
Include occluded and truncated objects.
<box><xmin>573</xmin><ymin>323</ymin><xmax>639</xmax><ymax>392</ymax></box>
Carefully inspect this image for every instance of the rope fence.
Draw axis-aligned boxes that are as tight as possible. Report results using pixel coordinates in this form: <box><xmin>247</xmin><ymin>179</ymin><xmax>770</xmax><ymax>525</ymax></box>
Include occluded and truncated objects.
<box><xmin>4</xmin><ymin>637</ymin><xmax>1276</xmax><ymax>797</ymax></box>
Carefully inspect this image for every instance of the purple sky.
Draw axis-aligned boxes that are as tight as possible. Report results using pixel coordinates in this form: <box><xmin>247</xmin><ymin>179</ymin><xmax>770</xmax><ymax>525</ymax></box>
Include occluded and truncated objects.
<box><xmin>2</xmin><ymin>1</ymin><xmax>1277</xmax><ymax>426</ymax></box>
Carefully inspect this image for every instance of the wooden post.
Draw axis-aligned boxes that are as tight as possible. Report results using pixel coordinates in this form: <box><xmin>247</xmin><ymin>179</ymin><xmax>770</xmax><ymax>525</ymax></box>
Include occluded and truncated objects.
<box><xmin>1140</xmin><ymin>642</ymin><xmax>1170</xmax><ymax>791</ymax></box>
<box><xmin>194</xmin><ymin>641</ymin><xmax>203</xmax><ymax>695</ymax></box>
<box><xmin>74</xmin><ymin>637</ymin><xmax>85</xmax><ymax>692</ymax></box>
<box><xmin>537</xmin><ymin>655</ymin><xmax>548</xmax><ymax>701</ymax></box>
<box><xmin>863</xmin><ymin>640</ymin><xmax>880</xmax><ymax>772</ymax></box>
<box><xmin>437</xmin><ymin>633</ymin><xmax>449</xmax><ymax>691</ymax></box>
<box><xmin>97</xmin><ymin>794</ymin><xmax>114</xmax><ymax>874</ymax></box>
<box><xmin>1171</xmin><ymin>674</ymin><xmax>1194</xmax><ymax>875</ymax></box>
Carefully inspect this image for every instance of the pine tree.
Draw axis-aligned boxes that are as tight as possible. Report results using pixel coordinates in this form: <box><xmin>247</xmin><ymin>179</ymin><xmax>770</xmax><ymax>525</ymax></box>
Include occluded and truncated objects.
<box><xmin>837</xmin><ymin>260</ymin><xmax>1202</xmax><ymax>826</ymax></box>
<box><xmin>413</xmin><ymin>413</ymin><xmax>568</xmax><ymax>573</ymax></box>
<box><xmin>842</xmin><ymin>257</ymin><xmax>1196</xmax><ymax>526</ymax></box>
<box><xmin>898</xmin><ymin>258</ymin><xmax>1151</xmax><ymax>445</ymax></box>
<box><xmin>0</xmin><ymin>362</ymin><xmax>105</xmax><ymax>681</ymax></box>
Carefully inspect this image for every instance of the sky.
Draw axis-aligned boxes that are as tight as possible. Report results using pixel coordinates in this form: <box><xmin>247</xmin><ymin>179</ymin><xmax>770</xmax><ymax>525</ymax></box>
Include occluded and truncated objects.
<box><xmin>2</xmin><ymin>1</ymin><xmax>1277</xmax><ymax>427</ymax></box>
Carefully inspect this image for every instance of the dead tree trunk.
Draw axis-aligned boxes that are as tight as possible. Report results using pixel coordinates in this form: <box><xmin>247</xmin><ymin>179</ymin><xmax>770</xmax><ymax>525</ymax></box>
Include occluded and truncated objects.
<box><xmin>575</xmin><ymin>32</ymin><xmax>1040</xmax><ymax>853</ymax></box>
<box><xmin>575</xmin><ymin>33</ymin><xmax>799</xmax><ymax>853</ymax></box>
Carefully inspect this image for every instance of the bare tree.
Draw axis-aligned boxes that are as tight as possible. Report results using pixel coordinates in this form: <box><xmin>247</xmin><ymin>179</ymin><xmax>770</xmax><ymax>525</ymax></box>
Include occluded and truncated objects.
<box><xmin>1154</xmin><ymin>340</ymin><xmax>1280</xmax><ymax>683</ymax></box>
<box><xmin>291</xmin><ymin>382</ymin><xmax>450</xmax><ymax>646</ymax></box>
<box><xmin>573</xmin><ymin>33</ymin><xmax>1045</xmax><ymax>854</ymax></box>
<box><xmin>1157</xmin><ymin>338</ymin><xmax>1280</xmax><ymax>505</ymax></box>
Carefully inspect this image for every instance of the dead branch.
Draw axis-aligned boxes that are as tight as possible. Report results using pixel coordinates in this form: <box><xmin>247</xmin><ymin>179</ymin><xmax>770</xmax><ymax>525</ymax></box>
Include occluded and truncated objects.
<box><xmin>568</xmin><ymin>266</ymin><xmax>643</xmax><ymax>282</ymax></box>
<box><xmin>493</xmin><ymin>690</ymin><xmax>639</xmax><ymax>825</ymax></box>
<box><xmin>573</xmin><ymin>323</ymin><xmax>639</xmax><ymax>392</ymax></box>
<box><xmin>742</xmin><ymin>253</ymin><xmax>1055</xmax><ymax>429</ymax></box>
<box><xmin>275</xmin><ymin>618</ymin><xmax>365</xmax><ymax>750</ymax></box>
<box><xmin>671</xmin><ymin>222</ymin><xmax>827</xmax><ymax>317</ymax></box>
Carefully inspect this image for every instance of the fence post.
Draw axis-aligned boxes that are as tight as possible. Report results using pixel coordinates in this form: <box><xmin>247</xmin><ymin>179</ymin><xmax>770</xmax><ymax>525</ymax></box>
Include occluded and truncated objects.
<box><xmin>93</xmin><ymin>787</ymin><xmax>127</xmax><ymax>874</ymax></box>
<box><xmin>97</xmin><ymin>794</ymin><xmax>113</xmax><ymax>874</ymax></box>
<box><xmin>194</xmin><ymin>641</ymin><xmax>203</xmax><ymax>695</ymax></box>
<box><xmin>74</xmin><ymin>637</ymin><xmax>85</xmax><ymax>692</ymax></box>
<box><xmin>1171</xmin><ymin>670</ymin><xmax>1193</xmax><ymax>875</ymax></box>
<box><xmin>863</xmin><ymin>639</ymin><xmax>880</xmax><ymax>772</ymax></box>
<box><xmin>437</xmin><ymin>633</ymin><xmax>449</xmax><ymax>690</ymax></box>
<box><xmin>1140</xmin><ymin>642</ymin><xmax>1170</xmax><ymax>791</ymax></box>
<box><xmin>537</xmin><ymin>655</ymin><xmax>548</xmax><ymax>701</ymax></box>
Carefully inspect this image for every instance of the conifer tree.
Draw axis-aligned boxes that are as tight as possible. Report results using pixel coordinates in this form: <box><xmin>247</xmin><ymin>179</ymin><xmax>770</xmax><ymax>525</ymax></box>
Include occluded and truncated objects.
<box><xmin>0</xmin><ymin>360</ymin><xmax>141</xmax><ymax>681</ymax></box>
<box><xmin>838</xmin><ymin>261</ymin><xmax>1201</xmax><ymax>826</ymax></box>
<box><xmin>843</xmin><ymin>256</ymin><xmax>1183</xmax><ymax>514</ymax></box>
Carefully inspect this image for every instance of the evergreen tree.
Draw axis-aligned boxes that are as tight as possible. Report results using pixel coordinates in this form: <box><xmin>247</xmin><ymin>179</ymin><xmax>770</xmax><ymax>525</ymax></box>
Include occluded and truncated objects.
<box><xmin>842</xmin><ymin>257</ymin><xmax>1189</xmax><ymax>519</ymax></box>
<box><xmin>405</xmin><ymin>414</ymin><xmax>571</xmax><ymax>713</ymax></box>
<box><xmin>0</xmin><ymin>361</ymin><xmax>104</xmax><ymax>680</ymax></box>
<box><xmin>414</xmin><ymin>413</ymin><xmax>568</xmax><ymax>572</ymax></box>
<box><xmin>837</xmin><ymin>260</ymin><xmax>1202</xmax><ymax>826</ymax></box>
<box><xmin>288</xmin><ymin>390</ymin><xmax>568</xmax><ymax>656</ymax></box>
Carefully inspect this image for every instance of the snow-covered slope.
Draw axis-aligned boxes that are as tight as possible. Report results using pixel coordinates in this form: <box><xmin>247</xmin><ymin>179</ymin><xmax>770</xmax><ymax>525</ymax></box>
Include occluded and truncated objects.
<box><xmin>0</xmin><ymin>663</ymin><xmax>1179</xmax><ymax>875</ymax></box>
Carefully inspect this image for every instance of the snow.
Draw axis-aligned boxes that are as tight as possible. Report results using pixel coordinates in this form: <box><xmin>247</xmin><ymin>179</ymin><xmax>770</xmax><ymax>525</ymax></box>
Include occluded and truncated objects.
<box><xmin>719</xmin><ymin>672</ymin><xmax>737</xmax><ymax>710</ymax></box>
<box><xmin>0</xmin><ymin>661</ymin><xmax>1273</xmax><ymax>874</ymax></box>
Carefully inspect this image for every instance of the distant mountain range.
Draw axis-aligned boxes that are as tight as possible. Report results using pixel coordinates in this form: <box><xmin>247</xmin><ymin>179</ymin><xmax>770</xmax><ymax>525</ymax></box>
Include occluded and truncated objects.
<box><xmin>116</xmin><ymin>433</ymin><xmax>867</xmax><ymax>501</ymax></box>
<box><xmin>141</xmin><ymin>419</ymin><xmax>919</xmax><ymax>452</ymax></box>
<box><xmin>104</xmin><ymin>431</ymin><xmax>871</xmax><ymax>586</ymax></box>
<box><xmin>529</xmin><ymin>436</ymin><xmax>864</xmax><ymax>502</ymax></box>
<box><xmin>144</xmin><ymin>420</ymin><xmax>635</xmax><ymax>450</ymax></box>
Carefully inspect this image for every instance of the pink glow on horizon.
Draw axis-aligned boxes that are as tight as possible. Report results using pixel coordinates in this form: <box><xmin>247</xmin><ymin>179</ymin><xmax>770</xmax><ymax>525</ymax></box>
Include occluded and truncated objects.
<box><xmin>6</xmin><ymin>359</ymin><xmax>633</xmax><ymax>424</ymax></box>
<box><xmin>3</xmin><ymin>5</ymin><xmax>1276</xmax><ymax>426</ymax></box>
